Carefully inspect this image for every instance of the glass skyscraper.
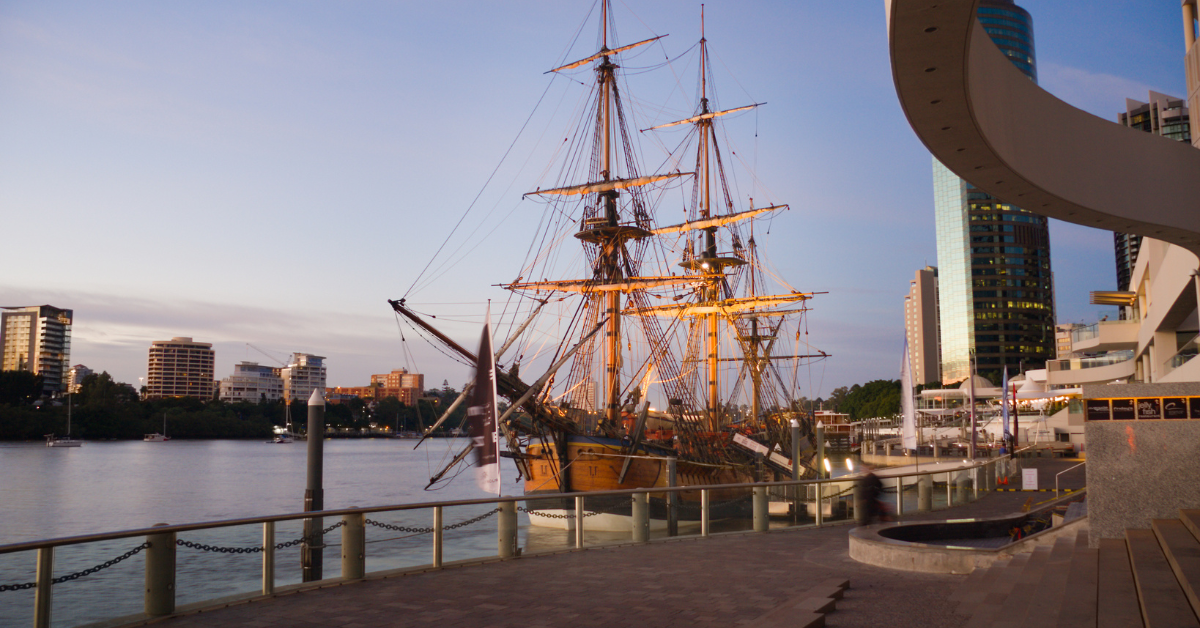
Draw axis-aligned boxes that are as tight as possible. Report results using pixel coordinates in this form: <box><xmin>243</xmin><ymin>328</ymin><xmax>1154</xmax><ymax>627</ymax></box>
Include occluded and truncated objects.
<box><xmin>934</xmin><ymin>0</ymin><xmax>1054</xmax><ymax>384</ymax></box>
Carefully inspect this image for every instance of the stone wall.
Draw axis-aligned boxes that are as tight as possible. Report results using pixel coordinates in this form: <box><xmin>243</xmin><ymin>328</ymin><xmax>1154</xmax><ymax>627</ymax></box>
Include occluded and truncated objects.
<box><xmin>1085</xmin><ymin>419</ymin><xmax>1200</xmax><ymax>545</ymax></box>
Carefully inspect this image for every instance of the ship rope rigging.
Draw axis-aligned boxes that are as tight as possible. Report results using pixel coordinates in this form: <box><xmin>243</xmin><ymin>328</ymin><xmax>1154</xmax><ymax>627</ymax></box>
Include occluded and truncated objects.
<box><xmin>390</xmin><ymin>0</ymin><xmax>832</xmax><ymax>507</ymax></box>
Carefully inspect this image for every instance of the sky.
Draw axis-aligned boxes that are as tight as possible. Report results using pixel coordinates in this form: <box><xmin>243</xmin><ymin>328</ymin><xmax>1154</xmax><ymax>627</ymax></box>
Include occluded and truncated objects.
<box><xmin>0</xmin><ymin>1</ymin><xmax>1189</xmax><ymax>398</ymax></box>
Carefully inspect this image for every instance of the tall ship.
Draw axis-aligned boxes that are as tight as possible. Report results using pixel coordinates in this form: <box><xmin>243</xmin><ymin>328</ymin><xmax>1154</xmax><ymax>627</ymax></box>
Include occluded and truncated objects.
<box><xmin>392</xmin><ymin>1</ymin><xmax>829</xmax><ymax>530</ymax></box>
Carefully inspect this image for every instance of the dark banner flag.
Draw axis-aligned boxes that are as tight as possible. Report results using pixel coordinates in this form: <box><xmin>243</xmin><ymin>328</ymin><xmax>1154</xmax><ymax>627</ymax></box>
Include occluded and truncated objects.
<box><xmin>467</xmin><ymin>311</ymin><xmax>501</xmax><ymax>495</ymax></box>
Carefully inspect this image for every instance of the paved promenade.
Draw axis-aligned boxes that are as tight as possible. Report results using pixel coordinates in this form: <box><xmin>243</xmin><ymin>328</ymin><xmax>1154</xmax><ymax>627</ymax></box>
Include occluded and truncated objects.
<box><xmin>132</xmin><ymin>458</ymin><xmax>1086</xmax><ymax>628</ymax></box>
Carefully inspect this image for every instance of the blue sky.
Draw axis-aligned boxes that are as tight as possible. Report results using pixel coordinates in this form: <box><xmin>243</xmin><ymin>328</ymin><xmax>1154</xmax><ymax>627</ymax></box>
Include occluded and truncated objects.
<box><xmin>0</xmin><ymin>1</ymin><xmax>1188</xmax><ymax>396</ymax></box>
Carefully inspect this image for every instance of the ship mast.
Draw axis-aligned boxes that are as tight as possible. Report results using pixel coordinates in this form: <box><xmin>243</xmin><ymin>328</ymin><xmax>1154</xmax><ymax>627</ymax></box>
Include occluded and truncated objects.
<box><xmin>598</xmin><ymin>0</ymin><xmax>623</xmax><ymax>432</ymax></box>
<box><xmin>529</xmin><ymin>0</ymin><xmax>678</xmax><ymax>434</ymax></box>
<box><xmin>694</xmin><ymin>11</ymin><xmax>727</xmax><ymax>430</ymax></box>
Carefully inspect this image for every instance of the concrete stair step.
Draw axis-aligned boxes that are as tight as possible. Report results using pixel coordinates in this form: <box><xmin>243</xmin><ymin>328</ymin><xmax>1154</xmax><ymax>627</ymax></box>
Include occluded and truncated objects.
<box><xmin>956</xmin><ymin>560</ymin><xmax>1009</xmax><ymax>615</ymax></box>
<box><xmin>958</xmin><ymin>553</ymin><xmax>1030</xmax><ymax>621</ymax></box>
<box><xmin>751</xmin><ymin>578</ymin><xmax>848</xmax><ymax>628</ymax></box>
<box><xmin>1056</xmin><ymin>530</ymin><xmax>1098</xmax><ymax>628</ymax></box>
<box><xmin>1181</xmin><ymin>510</ymin><xmax>1200</xmax><ymax>545</ymax></box>
<box><xmin>1005</xmin><ymin>535</ymin><xmax>1075</xmax><ymax>628</ymax></box>
<box><xmin>952</xmin><ymin>562</ymin><xmax>997</xmax><ymax>603</ymax></box>
<box><xmin>1098</xmin><ymin>537</ymin><xmax>1141</xmax><ymax>628</ymax></box>
<box><xmin>1157</xmin><ymin>516</ymin><xmax>1200</xmax><ymax>620</ymax></box>
<box><xmin>1127</xmin><ymin>528</ymin><xmax>1200</xmax><ymax>627</ymax></box>
<box><xmin>965</xmin><ymin>547</ymin><xmax>1050</xmax><ymax>628</ymax></box>
<box><xmin>984</xmin><ymin>544</ymin><xmax>1054</xmax><ymax>628</ymax></box>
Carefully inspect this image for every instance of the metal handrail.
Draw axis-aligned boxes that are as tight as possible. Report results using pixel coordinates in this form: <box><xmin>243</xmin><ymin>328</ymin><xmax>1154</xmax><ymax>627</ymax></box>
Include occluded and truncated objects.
<box><xmin>0</xmin><ymin>456</ymin><xmax>1007</xmax><ymax>556</ymax></box>
<box><xmin>1055</xmin><ymin>461</ymin><xmax>1086</xmax><ymax>498</ymax></box>
<box><xmin>2</xmin><ymin>454</ymin><xmax>1015</xmax><ymax>628</ymax></box>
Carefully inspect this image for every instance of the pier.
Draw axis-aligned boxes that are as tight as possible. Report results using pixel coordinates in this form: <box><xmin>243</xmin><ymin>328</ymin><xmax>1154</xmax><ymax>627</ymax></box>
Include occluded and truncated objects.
<box><xmin>0</xmin><ymin>456</ymin><xmax>1090</xmax><ymax>628</ymax></box>
<box><xmin>118</xmin><ymin>459</ymin><xmax>1087</xmax><ymax>628</ymax></box>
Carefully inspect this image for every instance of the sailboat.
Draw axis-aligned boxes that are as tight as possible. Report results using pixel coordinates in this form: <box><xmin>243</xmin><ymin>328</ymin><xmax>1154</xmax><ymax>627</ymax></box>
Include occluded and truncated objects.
<box><xmin>144</xmin><ymin>412</ymin><xmax>171</xmax><ymax>442</ymax></box>
<box><xmin>391</xmin><ymin>2</ymin><xmax>828</xmax><ymax>530</ymax></box>
<box><xmin>271</xmin><ymin>400</ymin><xmax>295</xmax><ymax>444</ymax></box>
<box><xmin>46</xmin><ymin>393</ymin><xmax>82</xmax><ymax>448</ymax></box>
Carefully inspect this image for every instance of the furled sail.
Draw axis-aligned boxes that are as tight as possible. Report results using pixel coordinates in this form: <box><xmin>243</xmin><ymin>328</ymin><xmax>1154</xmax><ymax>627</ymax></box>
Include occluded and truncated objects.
<box><xmin>505</xmin><ymin>275</ymin><xmax>705</xmax><ymax>294</ymax></box>
<box><xmin>467</xmin><ymin>309</ymin><xmax>501</xmax><ymax>496</ymax></box>
<box><xmin>650</xmin><ymin>205</ymin><xmax>786</xmax><ymax>235</ymax></box>
<box><xmin>901</xmin><ymin>338</ymin><xmax>917</xmax><ymax>451</ymax></box>
<box><xmin>524</xmin><ymin>172</ymin><xmax>691</xmax><ymax>198</ymax></box>
<box><xmin>548</xmin><ymin>35</ymin><xmax>666</xmax><ymax>73</ymax></box>
<box><xmin>627</xmin><ymin>292</ymin><xmax>815</xmax><ymax>317</ymax></box>
<box><xmin>643</xmin><ymin>103</ymin><xmax>763</xmax><ymax>131</ymax></box>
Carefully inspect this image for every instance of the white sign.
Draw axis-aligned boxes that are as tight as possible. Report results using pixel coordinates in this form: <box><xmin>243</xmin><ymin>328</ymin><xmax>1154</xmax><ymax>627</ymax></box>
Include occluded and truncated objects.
<box><xmin>769</xmin><ymin>451</ymin><xmax>792</xmax><ymax>469</ymax></box>
<box><xmin>732</xmin><ymin>433</ymin><xmax>768</xmax><ymax>455</ymax></box>
<box><xmin>732</xmin><ymin>433</ymin><xmax>792</xmax><ymax>469</ymax></box>
<box><xmin>1021</xmin><ymin>468</ymin><xmax>1038</xmax><ymax>491</ymax></box>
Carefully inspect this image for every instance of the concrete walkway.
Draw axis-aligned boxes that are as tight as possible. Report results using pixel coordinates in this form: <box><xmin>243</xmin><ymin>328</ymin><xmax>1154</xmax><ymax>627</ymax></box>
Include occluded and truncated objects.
<box><xmin>127</xmin><ymin>458</ymin><xmax>1087</xmax><ymax>628</ymax></box>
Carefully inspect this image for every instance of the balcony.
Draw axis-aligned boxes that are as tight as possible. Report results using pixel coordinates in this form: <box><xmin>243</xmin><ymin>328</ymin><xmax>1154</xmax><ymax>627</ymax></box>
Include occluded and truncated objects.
<box><xmin>1046</xmin><ymin>350</ymin><xmax>1135</xmax><ymax>387</ymax></box>
<box><xmin>1070</xmin><ymin>320</ymin><xmax>1138</xmax><ymax>353</ymax></box>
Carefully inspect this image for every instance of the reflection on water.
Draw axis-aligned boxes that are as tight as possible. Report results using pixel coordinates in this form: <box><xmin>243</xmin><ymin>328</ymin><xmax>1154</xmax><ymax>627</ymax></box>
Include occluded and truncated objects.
<box><xmin>0</xmin><ymin>440</ymin><xmax>865</xmax><ymax>627</ymax></box>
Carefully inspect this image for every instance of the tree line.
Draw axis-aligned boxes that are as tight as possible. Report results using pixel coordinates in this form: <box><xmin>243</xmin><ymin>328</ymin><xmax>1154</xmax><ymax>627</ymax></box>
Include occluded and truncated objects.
<box><xmin>0</xmin><ymin>371</ymin><xmax>469</xmax><ymax>441</ymax></box>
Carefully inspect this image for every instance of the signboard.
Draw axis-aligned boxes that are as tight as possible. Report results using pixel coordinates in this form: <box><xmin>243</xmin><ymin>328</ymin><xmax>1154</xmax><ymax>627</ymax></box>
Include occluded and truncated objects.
<box><xmin>1111</xmin><ymin>399</ymin><xmax>1136</xmax><ymax>421</ymax></box>
<box><xmin>1164</xmin><ymin>398</ymin><xmax>1188</xmax><ymax>419</ymax></box>
<box><xmin>1085</xmin><ymin>399</ymin><xmax>1111</xmax><ymax>421</ymax></box>
<box><xmin>1022</xmin><ymin>468</ymin><xmax>1038</xmax><ymax>491</ymax></box>
<box><xmin>732</xmin><ymin>433</ymin><xmax>792</xmax><ymax>469</ymax></box>
<box><xmin>1086</xmin><ymin>397</ymin><xmax>1200</xmax><ymax>420</ymax></box>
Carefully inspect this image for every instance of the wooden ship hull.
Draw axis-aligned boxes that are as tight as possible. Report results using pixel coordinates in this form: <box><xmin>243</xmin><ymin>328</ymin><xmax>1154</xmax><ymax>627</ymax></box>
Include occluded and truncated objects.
<box><xmin>522</xmin><ymin>435</ymin><xmax>755</xmax><ymax>531</ymax></box>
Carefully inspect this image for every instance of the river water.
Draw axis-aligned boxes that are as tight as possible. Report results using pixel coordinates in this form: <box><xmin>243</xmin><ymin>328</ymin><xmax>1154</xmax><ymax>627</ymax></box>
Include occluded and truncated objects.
<box><xmin>1</xmin><ymin>438</ymin><xmax>863</xmax><ymax>627</ymax></box>
<box><xmin>0</xmin><ymin>438</ymin><xmax>556</xmax><ymax>628</ymax></box>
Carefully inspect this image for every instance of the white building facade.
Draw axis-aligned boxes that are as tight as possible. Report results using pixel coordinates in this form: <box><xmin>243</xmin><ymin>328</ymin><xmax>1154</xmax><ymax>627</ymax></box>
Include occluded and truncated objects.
<box><xmin>219</xmin><ymin>361</ymin><xmax>284</xmax><ymax>402</ymax></box>
<box><xmin>904</xmin><ymin>266</ymin><xmax>940</xmax><ymax>386</ymax></box>
<box><xmin>282</xmin><ymin>353</ymin><xmax>326</xmax><ymax>402</ymax></box>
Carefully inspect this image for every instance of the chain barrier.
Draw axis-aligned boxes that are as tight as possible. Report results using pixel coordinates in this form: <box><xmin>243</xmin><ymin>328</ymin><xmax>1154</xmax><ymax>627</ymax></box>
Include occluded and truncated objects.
<box><xmin>518</xmin><ymin>498</ymin><xmax>630</xmax><ymax>520</ymax></box>
<box><xmin>366</xmin><ymin>508</ymin><xmax>500</xmax><ymax>535</ymax></box>
<box><xmin>672</xmin><ymin>493</ymin><xmax>755</xmax><ymax>514</ymax></box>
<box><xmin>176</xmin><ymin>521</ymin><xmax>346</xmax><ymax>554</ymax></box>
<box><xmin>0</xmin><ymin>543</ymin><xmax>150</xmax><ymax>592</ymax></box>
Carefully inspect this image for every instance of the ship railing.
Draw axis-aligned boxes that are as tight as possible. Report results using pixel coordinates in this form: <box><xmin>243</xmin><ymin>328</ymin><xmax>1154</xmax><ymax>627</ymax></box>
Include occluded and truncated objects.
<box><xmin>0</xmin><ymin>456</ymin><xmax>1015</xmax><ymax>628</ymax></box>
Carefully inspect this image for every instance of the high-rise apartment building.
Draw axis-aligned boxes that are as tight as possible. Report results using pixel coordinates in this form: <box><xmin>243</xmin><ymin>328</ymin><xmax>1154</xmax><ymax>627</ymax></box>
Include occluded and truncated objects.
<box><xmin>66</xmin><ymin>364</ymin><xmax>93</xmax><ymax>394</ymax></box>
<box><xmin>282</xmin><ymin>353</ymin><xmax>326</xmax><ymax>402</ymax></box>
<box><xmin>219</xmin><ymin>361</ymin><xmax>284</xmax><ymax>402</ymax></box>
<box><xmin>369</xmin><ymin>368</ymin><xmax>425</xmax><ymax>405</ymax></box>
<box><xmin>146</xmin><ymin>337</ymin><xmax>215</xmax><ymax>399</ymax></box>
<box><xmin>0</xmin><ymin>305</ymin><xmax>73</xmax><ymax>395</ymax></box>
<box><xmin>1113</xmin><ymin>92</ymin><xmax>1191</xmax><ymax>291</ymax></box>
<box><xmin>904</xmin><ymin>266</ymin><xmax>940</xmax><ymax>386</ymax></box>
<box><xmin>933</xmin><ymin>0</ymin><xmax>1054</xmax><ymax>384</ymax></box>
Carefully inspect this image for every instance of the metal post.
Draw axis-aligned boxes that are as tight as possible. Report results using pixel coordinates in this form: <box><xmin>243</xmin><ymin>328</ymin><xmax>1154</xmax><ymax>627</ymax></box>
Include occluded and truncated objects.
<box><xmin>499</xmin><ymin>501</ymin><xmax>518</xmax><ymax>557</ymax></box>
<box><xmin>262</xmin><ymin>521</ymin><xmax>275</xmax><ymax>595</ymax></box>
<box><xmin>946</xmin><ymin>472</ymin><xmax>952</xmax><ymax>507</ymax></box>
<box><xmin>701</xmin><ymin>489</ymin><xmax>711</xmax><ymax>537</ymax></box>
<box><xmin>918</xmin><ymin>475</ymin><xmax>933</xmax><ymax>511</ymax></box>
<box><xmin>34</xmin><ymin>547</ymin><xmax>52</xmax><ymax>628</ymax></box>
<box><xmin>666</xmin><ymin>458</ymin><xmax>678</xmax><ymax>537</ymax></box>
<box><xmin>816</xmin><ymin>422</ymin><xmax>826</xmax><ymax>479</ymax></box>
<box><xmin>631</xmin><ymin>493</ymin><xmax>649</xmax><ymax>543</ymax></box>
<box><xmin>432</xmin><ymin>506</ymin><xmax>443</xmax><ymax>568</ymax></box>
<box><xmin>972</xmin><ymin>467</ymin><xmax>979</xmax><ymax>500</ymax></box>
<box><xmin>791</xmin><ymin>419</ymin><xmax>801</xmax><ymax>523</ymax></box>
<box><xmin>341</xmin><ymin>513</ymin><xmax>365</xmax><ymax>580</ymax></box>
<box><xmin>302</xmin><ymin>390</ymin><xmax>326</xmax><ymax>583</ymax></box>
<box><xmin>815</xmin><ymin>482</ymin><xmax>824</xmax><ymax>527</ymax></box>
<box><xmin>575</xmin><ymin>496</ymin><xmax>585</xmax><ymax>548</ymax></box>
<box><xmin>753</xmin><ymin>486</ymin><xmax>769</xmax><ymax>532</ymax></box>
<box><xmin>145</xmin><ymin>524</ymin><xmax>176</xmax><ymax>617</ymax></box>
<box><xmin>896</xmin><ymin>476</ymin><xmax>904</xmax><ymax>517</ymax></box>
